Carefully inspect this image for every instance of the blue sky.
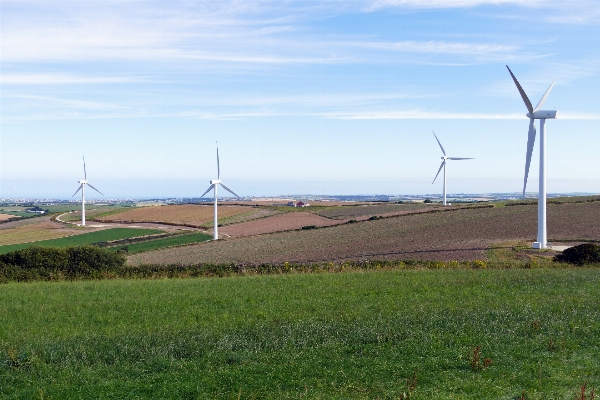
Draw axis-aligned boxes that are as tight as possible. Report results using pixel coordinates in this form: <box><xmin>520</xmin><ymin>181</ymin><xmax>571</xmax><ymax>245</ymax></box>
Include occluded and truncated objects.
<box><xmin>1</xmin><ymin>0</ymin><xmax>599</xmax><ymax>199</ymax></box>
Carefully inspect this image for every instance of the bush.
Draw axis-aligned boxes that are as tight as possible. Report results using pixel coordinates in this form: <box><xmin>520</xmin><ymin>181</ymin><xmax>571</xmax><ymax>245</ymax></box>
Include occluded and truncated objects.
<box><xmin>0</xmin><ymin>245</ymin><xmax>127</xmax><ymax>277</ymax></box>
<box><xmin>301</xmin><ymin>225</ymin><xmax>317</xmax><ymax>230</ymax></box>
<box><xmin>424</xmin><ymin>199</ymin><xmax>433</xmax><ymax>203</ymax></box>
<box><xmin>553</xmin><ymin>243</ymin><xmax>600</xmax><ymax>265</ymax></box>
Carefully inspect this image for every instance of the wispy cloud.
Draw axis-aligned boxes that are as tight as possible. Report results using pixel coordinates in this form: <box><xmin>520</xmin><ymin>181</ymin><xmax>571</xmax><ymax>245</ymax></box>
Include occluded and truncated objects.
<box><xmin>0</xmin><ymin>1</ymin><xmax>541</xmax><ymax>68</ymax></box>
<box><xmin>318</xmin><ymin>110</ymin><xmax>600</xmax><ymax>119</ymax></box>
<box><xmin>365</xmin><ymin>0</ymin><xmax>548</xmax><ymax>10</ymax></box>
<box><xmin>1</xmin><ymin>74</ymin><xmax>142</xmax><ymax>85</ymax></box>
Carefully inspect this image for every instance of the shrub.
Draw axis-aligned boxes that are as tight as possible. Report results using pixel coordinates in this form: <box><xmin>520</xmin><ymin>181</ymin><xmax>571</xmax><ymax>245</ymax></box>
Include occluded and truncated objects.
<box><xmin>0</xmin><ymin>246</ymin><xmax>126</xmax><ymax>276</ymax></box>
<box><xmin>553</xmin><ymin>243</ymin><xmax>600</xmax><ymax>265</ymax></box>
<box><xmin>301</xmin><ymin>225</ymin><xmax>317</xmax><ymax>230</ymax></box>
<box><xmin>423</xmin><ymin>199</ymin><xmax>433</xmax><ymax>203</ymax></box>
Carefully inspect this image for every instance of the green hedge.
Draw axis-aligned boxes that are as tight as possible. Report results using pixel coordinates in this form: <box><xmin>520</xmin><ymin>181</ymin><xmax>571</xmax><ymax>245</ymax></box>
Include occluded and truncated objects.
<box><xmin>0</xmin><ymin>246</ymin><xmax>126</xmax><ymax>282</ymax></box>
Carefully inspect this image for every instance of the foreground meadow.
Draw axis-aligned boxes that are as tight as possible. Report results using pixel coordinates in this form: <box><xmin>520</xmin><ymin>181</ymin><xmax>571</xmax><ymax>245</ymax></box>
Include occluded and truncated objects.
<box><xmin>2</xmin><ymin>269</ymin><xmax>600</xmax><ymax>399</ymax></box>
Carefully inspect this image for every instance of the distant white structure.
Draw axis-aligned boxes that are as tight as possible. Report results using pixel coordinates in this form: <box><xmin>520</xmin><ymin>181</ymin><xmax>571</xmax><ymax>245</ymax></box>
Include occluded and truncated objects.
<box><xmin>431</xmin><ymin>132</ymin><xmax>473</xmax><ymax>206</ymax></box>
<box><xmin>200</xmin><ymin>145</ymin><xmax>240</xmax><ymax>240</ymax></box>
<box><xmin>287</xmin><ymin>201</ymin><xmax>310</xmax><ymax>208</ymax></box>
<box><xmin>72</xmin><ymin>155</ymin><xmax>103</xmax><ymax>226</ymax></box>
<box><xmin>506</xmin><ymin>65</ymin><xmax>558</xmax><ymax>249</ymax></box>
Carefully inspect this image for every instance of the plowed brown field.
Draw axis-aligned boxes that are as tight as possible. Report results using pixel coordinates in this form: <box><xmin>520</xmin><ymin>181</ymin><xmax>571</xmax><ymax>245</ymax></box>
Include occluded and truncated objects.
<box><xmin>220</xmin><ymin>212</ymin><xmax>343</xmax><ymax>238</ymax></box>
<box><xmin>128</xmin><ymin>202</ymin><xmax>600</xmax><ymax>265</ymax></box>
<box><xmin>97</xmin><ymin>204</ymin><xmax>256</xmax><ymax>227</ymax></box>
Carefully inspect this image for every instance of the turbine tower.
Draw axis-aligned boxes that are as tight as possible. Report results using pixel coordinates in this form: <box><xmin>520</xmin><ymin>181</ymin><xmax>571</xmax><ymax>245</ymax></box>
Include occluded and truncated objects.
<box><xmin>506</xmin><ymin>65</ymin><xmax>558</xmax><ymax>249</ymax></box>
<box><xmin>72</xmin><ymin>156</ymin><xmax>103</xmax><ymax>226</ymax></box>
<box><xmin>200</xmin><ymin>146</ymin><xmax>240</xmax><ymax>240</ymax></box>
<box><xmin>431</xmin><ymin>132</ymin><xmax>473</xmax><ymax>206</ymax></box>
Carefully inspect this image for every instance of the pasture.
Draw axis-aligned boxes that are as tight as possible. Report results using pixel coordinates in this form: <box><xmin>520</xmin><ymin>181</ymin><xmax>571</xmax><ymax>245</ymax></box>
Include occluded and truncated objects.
<box><xmin>129</xmin><ymin>201</ymin><xmax>600</xmax><ymax>265</ymax></box>
<box><xmin>2</xmin><ymin>269</ymin><xmax>600</xmax><ymax>398</ymax></box>
<box><xmin>0</xmin><ymin>228</ymin><xmax>162</xmax><ymax>254</ymax></box>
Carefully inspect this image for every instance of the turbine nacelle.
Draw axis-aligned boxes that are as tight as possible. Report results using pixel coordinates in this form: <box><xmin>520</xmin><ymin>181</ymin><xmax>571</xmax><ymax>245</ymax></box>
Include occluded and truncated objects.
<box><xmin>78</xmin><ymin>180</ymin><xmax>88</xmax><ymax>184</ymax></box>
<box><xmin>526</xmin><ymin>110</ymin><xmax>558</xmax><ymax>119</ymax></box>
<box><xmin>210</xmin><ymin>179</ymin><xmax>221</xmax><ymax>185</ymax></box>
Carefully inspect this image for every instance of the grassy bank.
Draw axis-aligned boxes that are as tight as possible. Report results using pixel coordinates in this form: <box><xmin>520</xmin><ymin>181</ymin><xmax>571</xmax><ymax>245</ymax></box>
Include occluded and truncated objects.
<box><xmin>1</xmin><ymin>269</ymin><xmax>600</xmax><ymax>398</ymax></box>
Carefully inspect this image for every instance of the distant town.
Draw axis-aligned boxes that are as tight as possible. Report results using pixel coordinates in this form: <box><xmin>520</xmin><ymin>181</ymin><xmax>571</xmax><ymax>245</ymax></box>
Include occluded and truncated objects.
<box><xmin>2</xmin><ymin>192</ymin><xmax>598</xmax><ymax>206</ymax></box>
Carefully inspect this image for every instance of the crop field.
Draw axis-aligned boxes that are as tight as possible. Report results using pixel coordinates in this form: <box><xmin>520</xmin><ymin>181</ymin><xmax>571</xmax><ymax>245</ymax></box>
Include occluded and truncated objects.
<box><xmin>220</xmin><ymin>211</ymin><xmax>343</xmax><ymax>238</ymax></box>
<box><xmin>0</xmin><ymin>214</ymin><xmax>17</xmax><ymax>221</ymax></box>
<box><xmin>0</xmin><ymin>228</ymin><xmax>162</xmax><ymax>254</ymax></box>
<box><xmin>2</xmin><ymin>269</ymin><xmax>600</xmax><ymax>398</ymax></box>
<box><xmin>59</xmin><ymin>205</ymin><xmax>138</xmax><ymax>222</ymax></box>
<box><xmin>314</xmin><ymin>202</ymin><xmax>437</xmax><ymax>219</ymax></box>
<box><xmin>114</xmin><ymin>232</ymin><xmax>212</xmax><ymax>254</ymax></box>
<box><xmin>0</xmin><ymin>221</ymin><xmax>79</xmax><ymax>247</ymax></box>
<box><xmin>129</xmin><ymin>202</ymin><xmax>600</xmax><ymax>265</ymax></box>
<box><xmin>96</xmin><ymin>204</ymin><xmax>257</xmax><ymax>227</ymax></box>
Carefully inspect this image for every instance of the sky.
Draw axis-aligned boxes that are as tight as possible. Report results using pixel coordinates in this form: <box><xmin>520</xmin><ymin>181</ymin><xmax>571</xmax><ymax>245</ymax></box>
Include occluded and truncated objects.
<box><xmin>1</xmin><ymin>0</ymin><xmax>599</xmax><ymax>199</ymax></box>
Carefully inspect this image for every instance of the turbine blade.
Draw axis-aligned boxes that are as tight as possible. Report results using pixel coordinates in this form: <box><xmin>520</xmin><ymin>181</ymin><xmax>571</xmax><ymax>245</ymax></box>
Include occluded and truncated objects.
<box><xmin>523</xmin><ymin>118</ymin><xmax>537</xmax><ymax>197</ymax></box>
<box><xmin>87</xmin><ymin>182</ymin><xmax>104</xmax><ymax>196</ymax></box>
<box><xmin>448</xmin><ymin>157</ymin><xmax>474</xmax><ymax>160</ymax></box>
<box><xmin>432</xmin><ymin>161</ymin><xmax>445</xmax><ymax>184</ymax></box>
<box><xmin>72</xmin><ymin>184</ymin><xmax>83</xmax><ymax>197</ymax></box>
<box><xmin>217</xmin><ymin>146</ymin><xmax>220</xmax><ymax>180</ymax></box>
<box><xmin>506</xmin><ymin>65</ymin><xmax>534</xmax><ymax>115</ymax></box>
<box><xmin>432</xmin><ymin>132</ymin><xmax>446</xmax><ymax>156</ymax></box>
<box><xmin>219</xmin><ymin>182</ymin><xmax>240</xmax><ymax>198</ymax></box>
<box><xmin>534</xmin><ymin>80</ymin><xmax>556</xmax><ymax>111</ymax></box>
<box><xmin>200</xmin><ymin>184</ymin><xmax>214</xmax><ymax>198</ymax></box>
<box><xmin>83</xmin><ymin>155</ymin><xmax>87</xmax><ymax>180</ymax></box>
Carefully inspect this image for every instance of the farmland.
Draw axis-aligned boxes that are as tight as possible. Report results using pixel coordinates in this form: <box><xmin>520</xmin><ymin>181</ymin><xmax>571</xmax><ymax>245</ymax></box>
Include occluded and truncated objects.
<box><xmin>0</xmin><ymin>228</ymin><xmax>162</xmax><ymax>254</ymax></box>
<box><xmin>2</xmin><ymin>269</ymin><xmax>600</xmax><ymax>398</ymax></box>
<box><xmin>114</xmin><ymin>232</ymin><xmax>212</xmax><ymax>254</ymax></box>
<box><xmin>0</xmin><ymin>220</ymin><xmax>80</xmax><ymax>246</ymax></box>
<box><xmin>314</xmin><ymin>202</ymin><xmax>435</xmax><ymax>219</ymax></box>
<box><xmin>220</xmin><ymin>211</ymin><xmax>343</xmax><ymax>237</ymax></box>
<box><xmin>129</xmin><ymin>201</ymin><xmax>600</xmax><ymax>265</ymax></box>
<box><xmin>95</xmin><ymin>204</ymin><xmax>261</xmax><ymax>227</ymax></box>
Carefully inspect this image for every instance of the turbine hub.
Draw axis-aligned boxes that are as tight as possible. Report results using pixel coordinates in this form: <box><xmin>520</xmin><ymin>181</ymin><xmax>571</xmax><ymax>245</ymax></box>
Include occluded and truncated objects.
<box><xmin>526</xmin><ymin>110</ymin><xmax>558</xmax><ymax>119</ymax></box>
<box><xmin>210</xmin><ymin>179</ymin><xmax>220</xmax><ymax>184</ymax></box>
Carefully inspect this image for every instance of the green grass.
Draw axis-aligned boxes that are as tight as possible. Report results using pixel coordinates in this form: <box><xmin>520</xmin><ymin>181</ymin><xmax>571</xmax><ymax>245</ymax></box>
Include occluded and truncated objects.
<box><xmin>0</xmin><ymin>228</ymin><xmax>162</xmax><ymax>254</ymax></box>
<box><xmin>1</xmin><ymin>269</ymin><xmax>600</xmax><ymax>398</ymax></box>
<box><xmin>114</xmin><ymin>232</ymin><xmax>212</xmax><ymax>254</ymax></box>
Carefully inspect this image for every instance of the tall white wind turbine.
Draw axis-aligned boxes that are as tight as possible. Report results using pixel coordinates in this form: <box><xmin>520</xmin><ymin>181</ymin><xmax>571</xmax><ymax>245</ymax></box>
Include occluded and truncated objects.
<box><xmin>200</xmin><ymin>146</ymin><xmax>240</xmax><ymax>240</ymax></box>
<box><xmin>431</xmin><ymin>132</ymin><xmax>473</xmax><ymax>206</ymax></box>
<box><xmin>72</xmin><ymin>156</ymin><xmax>103</xmax><ymax>226</ymax></box>
<box><xmin>506</xmin><ymin>65</ymin><xmax>558</xmax><ymax>249</ymax></box>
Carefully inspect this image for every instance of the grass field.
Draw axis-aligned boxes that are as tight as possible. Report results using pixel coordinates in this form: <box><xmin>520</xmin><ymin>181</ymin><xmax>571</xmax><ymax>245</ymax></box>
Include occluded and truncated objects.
<box><xmin>96</xmin><ymin>204</ymin><xmax>255</xmax><ymax>227</ymax></box>
<box><xmin>1</xmin><ymin>269</ymin><xmax>599</xmax><ymax>398</ymax></box>
<box><xmin>0</xmin><ymin>228</ymin><xmax>162</xmax><ymax>254</ymax></box>
<box><xmin>114</xmin><ymin>232</ymin><xmax>213</xmax><ymax>254</ymax></box>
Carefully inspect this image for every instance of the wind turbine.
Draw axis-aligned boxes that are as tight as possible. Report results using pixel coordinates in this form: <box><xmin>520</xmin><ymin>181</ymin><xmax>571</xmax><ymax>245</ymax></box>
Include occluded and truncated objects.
<box><xmin>72</xmin><ymin>156</ymin><xmax>103</xmax><ymax>226</ymax></box>
<box><xmin>431</xmin><ymin>132</ymin><xmax>473</xmax><ymax>206</ymax></box>
<box><xmin>200</xmin><ymin>145</ymin><xmax>240</xmax><ymax>240</ymax></box>
<box><xmin>506</xmin><ymin>65</ymin><xmax>558</xmax><ymax>249</ymax></box>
